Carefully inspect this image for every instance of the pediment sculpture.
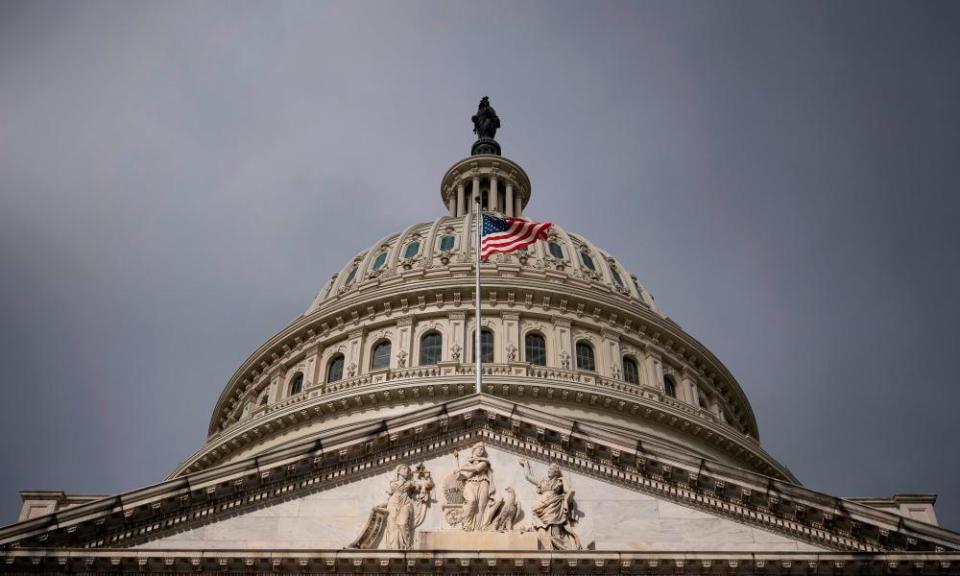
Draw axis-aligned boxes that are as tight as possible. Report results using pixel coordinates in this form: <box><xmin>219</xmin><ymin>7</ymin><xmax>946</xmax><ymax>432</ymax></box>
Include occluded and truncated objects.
<box><xmin>519</xmin><ymin>458</ymin><xmax>582</xmax><ymax>550</ymax></box>
<box><xmin>349</xmin><ymin>463</ymin><xmax>434</xmax><ymax>550</ymax></box>
<box><xmin>441</xmin><ymin>442</ymin><xmax>523</xmax><ymax>531</ymax></box>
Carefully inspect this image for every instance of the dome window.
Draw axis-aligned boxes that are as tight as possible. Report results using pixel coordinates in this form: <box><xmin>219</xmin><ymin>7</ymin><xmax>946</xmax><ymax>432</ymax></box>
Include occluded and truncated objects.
<box><xmin>371</xmin><ymin>340</ymin><xmax>392</xmax><ymax>370</ymax></box>
<box><xmin>404</xmin><ymin>241</ymin><xmax>421</xmax><ymax>259</ymax></box>
<box><xmin>327</xmin><ymin>354</ymin><xmax>344</xmax><ymax>383</ymax></box>
<box><xmin>420</xmin><ymin>332</ymin><xmax>442</xmax><ymax>365</ymax></box>
<box><xmin>580</xmin><ymin>251</ymin><xmax>596</xmax><ymax>271</ymax></box>
<box><xmin>372</xmin><ymin>252</ymin><xmax>388</xmax><ymax>271</ymax></box>
<box><xmin>575</xmin><ymin>341</ymin><xmax>595</xmax><ymax>372</ymax></box>
<box><xmin>548</xmin><ymin>241</ymin><xmax>564</xmax><ymax>260</ymax></box>
<box><xmin>289</xmin><ymin>373</ymin><xmax>304</xmax><ymax>395</ymax></box>
<box><xmin>472</xmin><ymin>329</ymin><xmax>494</xmax><ymax>363</ymax></box>
<box><xmin>439</xmin><ymin>235</ymin><xmax>456</xmax><ymax>251</ymax></box>
<box><xmin>344</xmin><ymin>266</ymin><xmax>358</xmax><ymax>286</ymax></box>
<box><xmin>663</xmin><ymin>374</ymin><xmax>677</xmax><ymax>398</ymax></box>
<box><xmin>525</xmin><ymin>333</ymin><xmax>546</xmax><ymax>366</ymax></box>
<box><xmin>622</xmin><ymin>357</ymin><xmax>639</xmax><ymax>384</ymax></box>
<box><xmin>611</xmin><ymin>266</ymin><xmax>624</xmax><ymax>286</ymax></box>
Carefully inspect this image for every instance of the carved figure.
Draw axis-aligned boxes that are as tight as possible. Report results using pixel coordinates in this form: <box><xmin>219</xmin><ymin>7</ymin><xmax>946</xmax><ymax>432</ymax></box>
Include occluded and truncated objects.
<box><xmin>471</xmin><ymin>97</ymin><xmax>500</xmax><ymax>140</ymax></box>
<box><xmin>488</xmin><ymin>486</ymin><xmax>522</xmax><ymax>531</ymax></box>
<box><xmin>519</xmin><ymin>459</ymin><xmax>582</xmax><ymax>550</ymax></box>
<box><xmin>506</xmin><ymin>344</ymin><xmax>518</xmax><ymax>362</ymax></box>
<box><xmin>450</xmin><ymin>344</ymin><xmax>462</xmax><ymax>362</ymax></box>
<box><xmin>441</xmin><ymin>443</ymin><xmax>523</xmax><ymax>532</ymax></box>
<box><xmin>350</xmin><ymin>463</ymin><xmax>433</xmax><ymax>550</ymax></box>
<box><xmin>383</xmin><ymin>464</ymin><xmax>433</xmax><ymax>548</ymax></box>
<box><xmin>456</xmin><ymin>443</ymin><xmax>494</xmax><ymax>530</ymax></box>
<box><xmin>396</xmin><ymin>350</ymin><xmax>408</xmax><ymax>369</ymax></box>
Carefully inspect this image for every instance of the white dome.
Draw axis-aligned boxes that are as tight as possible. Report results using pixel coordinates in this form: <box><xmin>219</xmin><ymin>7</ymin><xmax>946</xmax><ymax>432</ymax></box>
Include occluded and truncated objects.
<box><xmin>173</xmin><ymin>148</ymin><xmax>791</xmax><ymax>484</ymax></box>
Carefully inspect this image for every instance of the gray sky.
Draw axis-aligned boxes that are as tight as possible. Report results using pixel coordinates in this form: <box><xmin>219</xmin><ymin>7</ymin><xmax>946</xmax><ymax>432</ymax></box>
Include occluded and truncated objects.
<box><xmin>2</xmin><ymin>1</ymin><xmax>959</xmax><ymax>530</ymax></box>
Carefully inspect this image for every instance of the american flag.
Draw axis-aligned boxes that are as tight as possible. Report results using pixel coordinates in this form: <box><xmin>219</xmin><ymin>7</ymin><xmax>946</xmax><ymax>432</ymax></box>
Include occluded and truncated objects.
<box><xmin>480</xmin><ymin>213</ymin><xmax>552</xmax><ymax>261</ymax></box>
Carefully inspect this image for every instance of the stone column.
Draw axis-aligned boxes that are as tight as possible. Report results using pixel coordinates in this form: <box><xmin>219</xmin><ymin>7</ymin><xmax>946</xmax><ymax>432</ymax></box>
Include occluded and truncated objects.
<box><xmin>396</xmin><ymin>317</ymin><xmax>414</xmax><ymax>369</ymax></box>
<box><xmin>267</xmin><ymin>369</ymin><xmax>283</xmax><ymax>402</ymax></box>
<box><xmin>601</xmin><ymin>329</ymin><xmax>622</xmax><ymax>379</ymax></box>
<box><xmin>347</xmin><ymin>329</ymin><xmax>364</xmax><ymax>378</ymax></box>
<box><xmin>471</xmin><ymin>177</ymin><xmax>480</xmax><ymax>212</ymax></box>
<box><xmin>305</xmin><ymin>345</ymin><xmax>322</xmax><ymax>388</ymax></box>
<box><xmin>515</xmin><ymin>193</ymin><xmax>523</xmax><ymax>217</ymax></box>
<box><xmin>448</xmin><ymin>312</ymin><xmax>466</xmax><ymax>363</ymax></box>
<box><xmin>644</xmin><ymin>352</ymin><xmax>663</xmax><ymax>391</ymax></box>
<box><xmin>456</xmin><ymin>183</ymin><xmax>465</xmax><ymax>217</ymax></box>
<box><xmin>501</xmin><ymin>312</ymin><xmax>520</xmax><ymax>363</ymax></box>
<box><xmin>681</xmin><ymin>370</ymin><xmax>699</xmax><ymax>407</ymax></box>
<box><xmin>505</xmin><ymin>183</ymin><xmax>514</xmax><ymax>217</ymax></box>
<box><xmin>448</xmin><ymin>192</ymin><xmax>456</xmax><ymax>217</ymax></box>
<box><xmin>553</xmin><ymin>319</ymin><xmax>573</xmax><ymax>370</ymax></box>
<box><xmin>489</xmin><ymin>175</ymin><xmax>498</xmax><ymax>212</ymax></box>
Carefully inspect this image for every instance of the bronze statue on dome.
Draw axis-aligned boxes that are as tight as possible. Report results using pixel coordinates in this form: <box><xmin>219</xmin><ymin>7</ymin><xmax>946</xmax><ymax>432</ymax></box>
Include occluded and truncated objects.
<box><xmin>472</xmin><ymin>97</ymin><xmax>500</xmax><ymax>140</ymax></box>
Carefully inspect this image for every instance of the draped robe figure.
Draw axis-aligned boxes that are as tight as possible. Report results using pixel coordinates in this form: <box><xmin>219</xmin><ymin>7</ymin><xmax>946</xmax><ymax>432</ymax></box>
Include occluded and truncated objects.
<box><xmin>383</xmin><ymin>464</ymin><xmax>433</xmax><ymax>549</ymax></box>
<box><xmin>456</xmin><ymin>443</ymin><xmax>495</xmax><ymax>530</ymax></box>
<box><xmin>520</xmin><ymin>460</ymin><xmax>582</xmax><ymax>550</ymax></box>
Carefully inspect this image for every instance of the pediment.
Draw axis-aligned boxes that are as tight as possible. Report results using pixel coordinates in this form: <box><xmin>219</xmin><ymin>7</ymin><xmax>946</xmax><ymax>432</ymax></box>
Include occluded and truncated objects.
<box><xmin>136</xmin><ymin>444</ymin><xmax>824</xmax><ymax>552</ymax></box>
<box><xmin>2</xmin><ymin>396</ymin><xmax>958</xmax><ymax>554</ymax></box>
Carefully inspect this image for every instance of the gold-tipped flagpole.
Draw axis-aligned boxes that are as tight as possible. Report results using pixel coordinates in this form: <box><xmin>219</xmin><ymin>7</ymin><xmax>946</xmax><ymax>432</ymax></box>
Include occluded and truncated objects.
<box><xmin>475</xmin><ymin>193</ymin><xmax>482</xmax><ymax>395</ymax></box>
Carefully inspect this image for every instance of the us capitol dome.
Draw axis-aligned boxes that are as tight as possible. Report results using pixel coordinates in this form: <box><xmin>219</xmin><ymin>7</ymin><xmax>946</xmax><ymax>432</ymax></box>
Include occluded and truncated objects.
<box><xmin>3</xmin><ymin>98</ymin><xmax>959</xmax><ymax>575</ymax></box>
<box><xmin>174</xmin><ymin>98</ymin><xmax>789</xmax><ymax>484</ymax></box>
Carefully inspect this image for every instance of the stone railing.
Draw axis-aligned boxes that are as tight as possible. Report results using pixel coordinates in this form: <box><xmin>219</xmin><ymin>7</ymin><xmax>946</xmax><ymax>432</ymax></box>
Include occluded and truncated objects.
<box><xmin>230</xmin><ymin>362</ymin><xmax>738</xmax><ymax>444</ymax></box>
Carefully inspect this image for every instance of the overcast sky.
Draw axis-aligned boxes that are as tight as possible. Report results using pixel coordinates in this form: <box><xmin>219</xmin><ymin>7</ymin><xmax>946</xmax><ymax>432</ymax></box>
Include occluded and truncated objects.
<box><xmin>1</xmin><ymin>1</ymin><xmax>959</xmax><ymax>530</ymax></box>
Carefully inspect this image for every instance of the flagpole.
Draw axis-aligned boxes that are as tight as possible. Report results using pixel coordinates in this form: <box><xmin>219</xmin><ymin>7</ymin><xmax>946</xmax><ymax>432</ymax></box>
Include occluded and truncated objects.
<box><xmin>475</xmin><ymin>194</ymin><xmax>482</xmax><ymax>395</ymax></box>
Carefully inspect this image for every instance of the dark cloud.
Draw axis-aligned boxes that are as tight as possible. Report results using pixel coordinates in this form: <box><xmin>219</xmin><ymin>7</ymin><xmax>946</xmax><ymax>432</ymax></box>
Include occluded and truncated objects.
<box><xmin>1</xmin><ymin>0</ymin><xmax>959</xmax><ymax>528</ymax></box>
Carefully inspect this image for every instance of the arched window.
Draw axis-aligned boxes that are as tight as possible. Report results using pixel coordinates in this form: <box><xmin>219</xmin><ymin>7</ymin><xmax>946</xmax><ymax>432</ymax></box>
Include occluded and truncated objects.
<box><xmin>420</xmin><ymin>332</ymin><xmax>442</xmax><ymax>365</ymax></box>
<box><xmin>327</xmin><ymin>354</ymin><xmax>344</xmax><ymax>383</ymax></box>
<box><xmin>289</xmin><ymin>372</ymin><xmax>304</xmax><ymax>395</ymax></box>
<box><xmin>663</xmin><ymin>374</ymin><xmax>676</xmax><ymax>398</ymax></box>
<box><xmin>404</xmin><ymin>241</ymin><xmax>421</xmax><ymax>259</ymax></box>
<box><xmin>439</xmin><ymin>235</ymin><xmax>456</xmax><ymax>251</ymax></box>
<box><xmin>372</xmin><ymin>252</ymin><xmax>388</xmax><ymax>271</ymax></box>
<box><xmin>548</xmin><ymin>241</ymin><xmax>564</xmax><ymax>259</ymax></box>
<box><xmin>580</xmin><ymin>251</ymin><xmax>596</xmax><ymax>271</ymax></box>
<box><xmin>472</xmin><ymin>329</ymin><xmax>494</xmax><ymax>363</ymax></box>
<box><xmin>622</xmin><ymin>357</ymin><xmax>639</xmax><ymax>384</ymax></box>
<box><xmin>371</xmin><ymin>340</ymin><xmax>392</xmax><ymax>370</ymax></box>
<box><xmin>525</xmin><ymin>333</ymin><xmax>546</xmax><ymax>366</ymax></box>
<box><xmin>575</xmin><ymin>341</ymin><xmax>595</xmax><ymax>371</ymax></box>
<box><xmin>344</xmin><ymin>266</ymin><xmax>358</xmax><ymax>286</ymax></box>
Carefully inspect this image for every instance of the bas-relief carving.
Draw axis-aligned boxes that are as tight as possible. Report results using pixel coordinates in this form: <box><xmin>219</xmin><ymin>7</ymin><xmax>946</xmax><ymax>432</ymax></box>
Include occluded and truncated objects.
<box><xmin>140</xmin><ymin>445</ymin><xmax>826</xmax><ymax>553</ymax></box>
<box><xmin>520</xmin><ymin>459</ymin><xmax>582</xmax><ymax>550</ymax></box>
<box><xmin>441</xmin><ymin>443</ymin><xmax>522</xmax><ymax>532</ymax></box>
<box><xmin>350</xmin><ymin>464</ymin><xmax>434</xmax><ymax>550</ymax></box>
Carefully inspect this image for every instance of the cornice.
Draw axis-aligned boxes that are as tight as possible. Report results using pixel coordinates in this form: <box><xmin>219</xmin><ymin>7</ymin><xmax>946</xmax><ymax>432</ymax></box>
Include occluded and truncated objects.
<box><xmin>4</xmin><ymin>397</ymin><xmax>958</xmax><ymax>555</ymax></box>
<box><xmin>2</xmin><ymin>549</ymin><xmax>959</xmax><ymax>575</ymax></box>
